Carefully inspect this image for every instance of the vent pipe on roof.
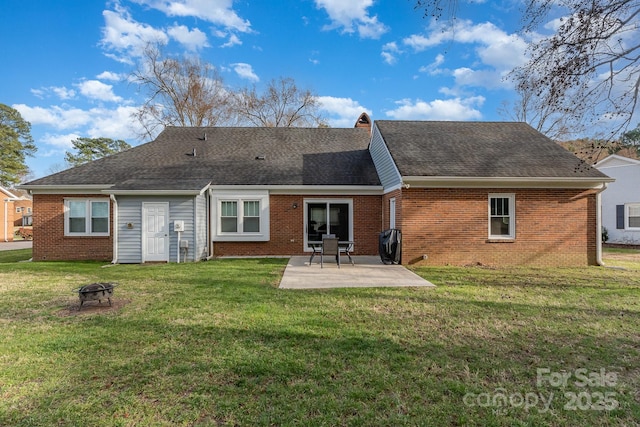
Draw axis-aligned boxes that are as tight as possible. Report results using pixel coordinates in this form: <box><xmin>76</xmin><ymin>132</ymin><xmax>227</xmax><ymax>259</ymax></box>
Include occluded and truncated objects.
<box><xmin>192</xmin><ymin>148</ymin><xmax>197</xmax><ymax>157</ymax></box>
<box><xmin>203</xmin><ymin>132</ymin><xmax>207</xmax><ymax>141</ymax></box>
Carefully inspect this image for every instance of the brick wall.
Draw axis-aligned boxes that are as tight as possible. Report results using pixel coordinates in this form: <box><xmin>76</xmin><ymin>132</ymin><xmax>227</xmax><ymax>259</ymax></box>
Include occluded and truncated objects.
<box><xmin>33</xmin><ymin>194</ymin><xmax>113</xmax><ymax>261</ymax></box>
<box><xmin>33</xmin><ymin>188</ymin><xmax>596</xmax><ymax>266</ymax></box>
<box><xmin>382</xmin><ymin>188</ymin><xmax>402</xmax><ymax>230</ymax></box>
<box><xmin>400</xmin><ymin>188</ymin><xmax>598</xmax><ymax>267</ymax></box>
<box><xmin>213</xmin><ymin>194</ymin><xmax>382</xmax><ymax>256</ymax></box>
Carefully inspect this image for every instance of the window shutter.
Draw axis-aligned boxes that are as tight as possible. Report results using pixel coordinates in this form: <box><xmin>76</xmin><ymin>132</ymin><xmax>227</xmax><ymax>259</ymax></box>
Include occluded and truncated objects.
<box><xmin>616</xmin><ymin>205</ymin><xmax>625</xmax><ymax>229</ymax></box>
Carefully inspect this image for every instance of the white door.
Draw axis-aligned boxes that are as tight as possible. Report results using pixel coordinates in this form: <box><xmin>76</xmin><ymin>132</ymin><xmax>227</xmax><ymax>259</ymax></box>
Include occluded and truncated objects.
<box><xmin>143</xmin><ymin>202</ymin><xmax>169</xmax><ymax>262</ymax></box>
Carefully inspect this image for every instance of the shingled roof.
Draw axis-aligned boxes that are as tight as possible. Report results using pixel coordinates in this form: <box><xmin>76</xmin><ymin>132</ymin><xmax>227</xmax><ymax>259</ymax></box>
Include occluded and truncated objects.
<box><xmin>375</xmin><ymin>121</ymin><xmax>609</xmax><ymax>179</ymax></box>
<box><xmin>24</xmin><ymin>126</ymin><xmax>380</xmax><ymax>191</ymax></box>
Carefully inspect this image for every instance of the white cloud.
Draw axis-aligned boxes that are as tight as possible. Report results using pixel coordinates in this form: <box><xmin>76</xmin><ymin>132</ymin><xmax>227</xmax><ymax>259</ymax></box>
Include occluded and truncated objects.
<box><xmin>76</xmin><ymin>80</ymin><xmax>123</xmax><ymax>102</ymax></box>
<box><xmin>381</xmin><ymin>42</ymin><xmax>400</xmax><ymax>65</ymax></box>
<box><xmin>167</xmin><ymin>24</ymin><xmax>209</xmax><ymax>51</ymax></box>
<box><xmin>401</xmin><ymin>20</ymin><xmax>528</xmax><ymax>89</ymax></box>
<box><xmin>385</xmin><ymin>97</ymin><xmax>485</xmax><ymax>121</ymax></box>
<box><xmin>85</xmin><ymin>106</ymin><xmax>141</xmax><ymax>139</ymax></box>
<box><xmin>100</xmin><ymin>5</ymin><xmax>169</xmax><ymax>62</ymax></box>
<box><xmin>405</xmin><ymin>20</ymin><xmax>528</xmax><ymax>69</ymax></box>
<box><xmin>403</xmin><ymin>32</ymin><xmax>445</xmax><ymax>52</ymax></box>
<box><xmin>30</xmin><ymin>86</ymin><xmax>77</xmax><ymax>100</ymax></box>
<box><xmin>30</xmin><ymin>89</ymin><xmax>45</xmax><ymax>99</ymax></box>
<box><xmin>220</xmin><ymin>33</ymin><xmax>242</xmax><ymax>48</ymax></box>
<box><xmin>132</xmin><ymin>0</ymin><xmax>251</xmax><ymax>32</ymax></box>
<box><xmin>96</xmin><ymin>71</ymin><xmax>124</xmax><ymax>81</ymax></box>
<box><xmin>52</xmin><ymin>86</ymin><xmax>77</xmax><ymax>100</ymax></box>
<box><xmin>314</xmin><ymin>0</ymin><xmax>387</xmax><ymax>39</ymax></box>
<box><xmin>40</xmin><ymin>133</ymin><xmax>81</xmax><ymax>150</ymax></box>
<box><xmin>419</xmin><ymin>53</ymin><xmax>445</xmax><ymax>75</ymax></box>
<box><xmin>451</xmin><ymin>67</ymin><xmax>513</xmax><ymax>90</ymax></box>
<box><xmin>232</xmin><ymin>63</ymin><xmax>259</xmax><ymax>82</ymax></box>
<box><xmin>317</xmin><ymin>96</ymin><xmax>371</xmax><ymax>127</ymax></box>
<box><xmin>13</xmin><ymin>104</ymin><xmax>141</xmax><ymax>141</ymax></box>
<box><xmin>14</xmin><ymin>104</ymin><xmax>92</xmax><ymax>129</ymax></box>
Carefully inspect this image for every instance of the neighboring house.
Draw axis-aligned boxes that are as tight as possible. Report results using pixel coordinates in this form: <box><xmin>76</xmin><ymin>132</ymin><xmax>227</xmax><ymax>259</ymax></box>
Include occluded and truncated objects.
<box><xmin>11</xmin><ymin>189</ymin><xmax>33</xmax><ymax>227</ymax></box>
<box><xmin>595</xmin><ymin>154</ymin><xmax>640</xmax><ymax>245</ymax></box>
<box><xmin>1</xmin><ymin>186</ymin><xmax>32</xmax><ymax>241</ymax></box>
<box><xmin>20</xmin><ymin>115</ymin><xmax>612</xmax><ymax>266</ymax></box>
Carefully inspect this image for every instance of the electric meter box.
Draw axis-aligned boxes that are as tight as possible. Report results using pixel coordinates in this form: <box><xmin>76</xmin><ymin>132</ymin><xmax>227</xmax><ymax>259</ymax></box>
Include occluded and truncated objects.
<box><xmin>174</xmin><ymin>220</ymin><xmax>185</xmax><ymax>232</ymax></box>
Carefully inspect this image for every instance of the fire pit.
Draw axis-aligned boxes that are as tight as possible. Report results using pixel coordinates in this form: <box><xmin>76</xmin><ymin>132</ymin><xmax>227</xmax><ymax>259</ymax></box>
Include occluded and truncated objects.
<box><xmin>73</xmin><ymin>283</ymin><xmax>118</xmax><ymax>307</ymax></box>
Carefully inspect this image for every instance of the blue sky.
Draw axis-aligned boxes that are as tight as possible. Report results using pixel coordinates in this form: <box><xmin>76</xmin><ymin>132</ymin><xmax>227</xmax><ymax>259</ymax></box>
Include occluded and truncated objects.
<box><xmin>2</xmin><ymin>0</ymin><xmax>536</xmax><ymax>179</ymax></box>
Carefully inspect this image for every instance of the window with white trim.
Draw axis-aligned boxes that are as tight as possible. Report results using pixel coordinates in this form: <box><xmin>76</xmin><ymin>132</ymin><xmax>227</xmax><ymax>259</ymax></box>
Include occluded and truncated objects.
<box><xmin>64</xmin><ymin>199</ymin><xmax>110</xmax><ymax>236</ymax></box>
<box><xmin>304</xmin><ymin>199</ymin><xmax>353</xmax><ymax>249</ymax></box>
<box><xmin>243</xmin><ymin>201</ymin><xmax>260</xmax><ymax>232</ymax></box>
<box><xmin>488</xmin><ymin>194</ymin><xmax>515</xmax><ymax>239</ymax></box>
<box><xmin>220</xmin><ymin>201</ymin><xmax>238</xmax><ymax>232</ymax></box>
<box><xmin>212</xmin><ymin>191</ymin><xmax>270</xmax><ymax>242</ymax></box>
<box><xmin>627</xmin><ymin>203</ymin><xmax>640</xmax><ymax>229</ymax></box>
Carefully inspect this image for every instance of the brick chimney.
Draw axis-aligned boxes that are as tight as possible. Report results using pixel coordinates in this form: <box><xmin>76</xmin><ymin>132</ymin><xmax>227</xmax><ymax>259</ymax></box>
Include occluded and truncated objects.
<box><xmin>354</xmin><ymin>112</ymin><xmax>371</xmax><ymax>134</ymax></box>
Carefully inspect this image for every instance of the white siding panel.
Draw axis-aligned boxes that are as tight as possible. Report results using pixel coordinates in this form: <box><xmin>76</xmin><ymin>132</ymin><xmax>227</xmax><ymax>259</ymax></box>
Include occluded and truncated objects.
<box><xmin>369</xmin><ymin>124</ymin><xmax>402</xmax><ymax>191</ymax></box>
<box><xmin>596</xmin><ymin>159</ymin><xmax>640</xmax><ymax>244</ymax></box>
<box><xmin>195</xmin><ymin>193</ymin><xmax>208</xmax><ymax>260</ymax></box>
<box><xmin>117</xmin><ymin>198</ymin><xmax>143</xmax><ymax>263</ymax></box>
<box><xmin>170</xmin><ymin>198</ymin><xmax>194</xmax><ymax>262</ymax></box>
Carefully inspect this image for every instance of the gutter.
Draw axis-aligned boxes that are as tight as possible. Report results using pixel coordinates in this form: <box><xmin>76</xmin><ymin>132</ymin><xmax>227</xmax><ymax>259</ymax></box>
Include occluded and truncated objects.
<box><xmin>595</xmin><ymin>183</ymin><xmax>609</xmax><ymax>266</ymax></box>
<box><xmin>401</xmin><ymin>176</ymin><xmax>615</xmax><ymax>189</ymax></box>
<box><xmin>110</xmin><ymin>194</ymin><xmax>118</xmax><ymax>264</ymax></box>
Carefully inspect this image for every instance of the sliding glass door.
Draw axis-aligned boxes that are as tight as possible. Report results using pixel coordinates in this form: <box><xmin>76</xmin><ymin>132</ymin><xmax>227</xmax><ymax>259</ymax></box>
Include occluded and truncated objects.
<box><xmin>305</xmin><ymin>199</ymin><xmax>352</xmax><ymax>246</ymax></box>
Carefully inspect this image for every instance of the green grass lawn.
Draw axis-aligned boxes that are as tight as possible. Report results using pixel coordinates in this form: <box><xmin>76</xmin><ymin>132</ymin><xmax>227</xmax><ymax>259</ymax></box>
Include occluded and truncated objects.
<box><xmin>0</xmin><ymin>250</ymin><xmax>638</xmax><ymax>426</ymax></box>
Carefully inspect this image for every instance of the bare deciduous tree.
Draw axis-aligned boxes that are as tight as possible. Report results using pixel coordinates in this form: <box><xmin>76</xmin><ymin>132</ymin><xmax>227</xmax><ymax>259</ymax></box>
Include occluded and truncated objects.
<box><xmin>415</xmin><ymin>0</ymin><xmax>640</xmax><ymax>140</ymax></box>
<box><xmin>499</xmin><ymin>69</ymin><xmax>583</xmax><ymax>141</ymax></box>
<box><xmin>514</xmin><ymin>0</ymin><xmax>640</xmax><ymax>139</ymax></box>
<box><xmin>233</xmin><ymin>77</ymin><xmax>326</xmax><ymax>127</ymax></box>
<box><xmin>131</xmin><ymin>45</ymin><xmax>234</xmax><ymax>139</ymax></box>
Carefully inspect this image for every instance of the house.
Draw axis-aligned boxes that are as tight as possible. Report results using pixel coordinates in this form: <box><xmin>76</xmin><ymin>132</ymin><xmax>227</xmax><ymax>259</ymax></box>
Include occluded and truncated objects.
<box><xmin>595</xmin><ymin>154</ymin><xmax>640</xmax><ymax>245</ymax></box>
<box><xmin>20</xmin><ymin>115</ymin><xmax>613</xmax><ymax>266</ymax></box>
<box><xmin>1</xmin><ymin>186</ymin><xmax>33</xmax><ymax>242</ymax></box>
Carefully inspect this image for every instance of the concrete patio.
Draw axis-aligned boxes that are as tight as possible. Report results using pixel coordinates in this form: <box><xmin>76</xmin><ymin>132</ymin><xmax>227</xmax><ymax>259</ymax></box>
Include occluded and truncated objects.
<box><xmin>279</xmin><ymin>256</ymin><xmax>435</xmax><ymax>289</ymax></box>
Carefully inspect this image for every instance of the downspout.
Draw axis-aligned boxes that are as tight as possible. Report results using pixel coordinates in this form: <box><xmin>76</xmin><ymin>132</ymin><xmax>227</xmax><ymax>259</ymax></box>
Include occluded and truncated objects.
<box><xmin>110</xmin><ymin>194</ymin><xmax>118</xmax><ymax>264</ymax></box>
<box><xmin>595</xmin><ymin>183</ymin><xmax>608</xmax><ymax>266</ymax></box>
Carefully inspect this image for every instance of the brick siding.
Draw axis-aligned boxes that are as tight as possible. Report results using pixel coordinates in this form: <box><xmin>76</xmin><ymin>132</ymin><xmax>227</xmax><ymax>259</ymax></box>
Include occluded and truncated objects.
<box><xmin>32</xmin><ymin>194</ymin><xmax>113</xmax><ymax>261</ymax></box>
<box><xmin>213</xmin><ymin>194</ymin><xmax>382</xmax><ymax>256</ymax></box>
<box><xmin>382</xmin><ymin>188</ymin><xmax>402</xmax><ymax>231</ymax></box>
<box><xmin>399</xmin><ymin>188</ymin><xmax>598</xmax><ymax>267</ymax></box>
<box><xmin>32</xmin><ymin>189</ymin><xmax>598</xmax><ymax>266</ymax></box>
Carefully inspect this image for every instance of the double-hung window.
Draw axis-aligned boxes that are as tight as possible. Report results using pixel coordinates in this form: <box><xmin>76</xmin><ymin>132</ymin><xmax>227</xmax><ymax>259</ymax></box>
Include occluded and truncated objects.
<box><xmin>220</xmin><ymin>201</ymin><xmax>238</xmax><ymax>232</ymax></box>
<box><xmin>64</xmin><ymin>199</ymin><xmax>110</xmax><ymax>236</ymax></box>
<box><xmin>219</xmin><ymin>200</ymin><xmax>261</xmax><ymax>233</ymax></box>
<box><xmin>627</xmin><ymin>204</ymin><xmax>640</xmax><ymax>229</ymax></box>
<box><xmin>243</xmin><ymin>201</ymin><xmax>260</xmax><ymax>232</ymax></box>
<box><xmin>488</xmin><ymin>194</ymin><xmax>515</xmax><ymax>239</ymax></box>
<box><xmin>212</xmin><ymin>191</ymin><xmax>270</xmax><ymax>241</ymax></box>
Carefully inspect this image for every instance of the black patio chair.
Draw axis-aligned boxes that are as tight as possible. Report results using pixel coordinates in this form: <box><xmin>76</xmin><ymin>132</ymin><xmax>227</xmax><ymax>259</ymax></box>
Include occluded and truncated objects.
<box><xmin>321</xmin><ymin>237</ymin><xmax>340</xmax><ymax>268</ymax></box>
